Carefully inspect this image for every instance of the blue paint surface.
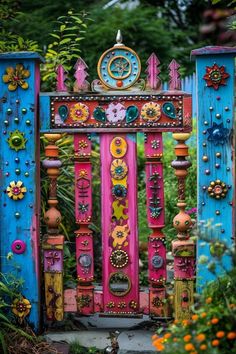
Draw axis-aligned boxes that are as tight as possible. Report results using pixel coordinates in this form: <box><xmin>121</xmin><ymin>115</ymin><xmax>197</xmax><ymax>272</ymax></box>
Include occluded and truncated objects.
<box><xmin>0</xmin><ymin>56</ymin><xmax>41</xmax><ymax>331</ymax></box>
<box><xmin>195</xmin><ymin>53</ymin><xmax>235</xmax><ymax>290</ymax></box>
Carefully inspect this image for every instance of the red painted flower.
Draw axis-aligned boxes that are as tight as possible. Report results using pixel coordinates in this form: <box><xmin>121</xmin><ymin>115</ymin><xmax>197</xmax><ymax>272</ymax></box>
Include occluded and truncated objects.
<box><xmin>203</xmin><ymin>63</ymin><xmax>229</xmax><ymax>90</ymax></box>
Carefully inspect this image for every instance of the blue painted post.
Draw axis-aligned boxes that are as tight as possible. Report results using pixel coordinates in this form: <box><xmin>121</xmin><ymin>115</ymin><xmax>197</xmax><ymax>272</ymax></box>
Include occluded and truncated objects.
<box><xmin>0</xmin><ymin>52</ymin><xmax>43</xmax><ymax>331</ymax></box>
<box><xmin>192</xmin><ymin>47</ymin><xmax>236</xmax><ymax>289</ymax></box>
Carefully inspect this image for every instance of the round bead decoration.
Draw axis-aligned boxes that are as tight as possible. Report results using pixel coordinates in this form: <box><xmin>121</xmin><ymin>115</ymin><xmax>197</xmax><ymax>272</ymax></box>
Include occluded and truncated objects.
<box><xmin>24</xmin><ymin>172</ymin><xmax>29</xmax><ymax>177</ymax></box>
<box><xmin>110</xmin><ymin>250</ymin><xmax>129</xmax><ymax>268</ymax></box>
<box><xmin>216</xmin><ymin>152</ymin><xmax>221</xmax><ymax>158</ymax></box>
<box><xmin>215</xmin><ymin>113</ymin><xmax>221</xmax><ymax>119</ymax></box>
<box><xmin>207</xmin><ymin>180</ymin><xmax>228</xmax><ymax>199</ymax></box>
<box><xmin>4</xmin><ymin>120</ymin><xmax>9</xmax><ymax>125</ymax></box>
<box><xmin>25</xmin><ymin>120</ymin><xmax>31</xmax><ymax>126</ymax></box>
<box><xmin>78</xmin><ymin>254</ymin><xmax>92</xmax><ymax>268</ymax></box>
<box><xmin>15</xmin><ymin>212</ymin><xmax>21</xmax><ymax>218</ymax></box>
<box><xmin>202</xmin><ymin>155</ymin><xmax>208</xmax><ymax>162</ymax></box>
<box><xmin>21</xmin><ymin>108</ymin><xmax>27</xmax><ymax>114</ymax></box>
<box><xmin>151</xmin><ymin>255</ymin><xmax>164</xmax><ymax>269</ymax></box>
<box><xmin>14</xmin><ymin>117</ymin><xmax>19</xmax><ymax>123</ymax></box>
<box><xmin>11</xmin><ymin>240</ymin><xmax>26</xmax><ymax>254</ymax></box>
<box><xmin>15</xmin><ymin>157</ymin><xmax>20</xmax><ymax>163</ymax></box>
<box><xmin>7</xmin><ymin>108</ymin><xmax>12</xmax><ymax>115</ymax></box>
<box><xmin>15</xmin><ymin>168</ymin><xmax>21</xmax><ymax>175</ymax></box>
<box><xmin>7</xmin><ymin>130</ymin><xmax>27</xmax><ymax>151</ymax></box>
<box><xmin>110</xmin><ymin>137</ymin><xmax>127</xmax><ymax>158</ymax></box>
<box><xmin>205</xmin><ymin>170</ymin><xmax>210</xmax><ymax>175</ymax></box>
<box><xmin>215</xmin><ymin>210</ymin><xmax>221</xmax><ymax>215</ymax></box>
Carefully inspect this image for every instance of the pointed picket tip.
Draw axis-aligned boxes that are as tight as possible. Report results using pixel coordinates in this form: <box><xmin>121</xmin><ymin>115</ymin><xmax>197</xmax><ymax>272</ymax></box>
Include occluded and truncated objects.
<box><xmin>74</xmin><ymin>57</ymin><xmax>88</xmax><ymax>70</ymax></box>
<box><xmin>146</xmin><ymin>52</ymin><xmax>160</xmax><ymax>65</ymax></box>
<box><xmin>56</xmin><ymin>64</ymin><xmax>68</xmax><ymax>92</ymax></box>
<box><xmin>169</xmin><ymin>59</ymin><xmax>180</xmax><ymax>70</ymax></box>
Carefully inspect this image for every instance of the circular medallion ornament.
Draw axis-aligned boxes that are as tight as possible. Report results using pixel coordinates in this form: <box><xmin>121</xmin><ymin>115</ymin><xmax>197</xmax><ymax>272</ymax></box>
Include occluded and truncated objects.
<box><xmin>203</xmin><ymin>63</ymin><xmax>229</xmax><ymax>90</ymax></box>
<box><xmin>112</xmin><ymin>184</ymin><xmax>127</xmax><ymax>200</ymax></box>
<box><xmin>6</xmin><ymin>181</ymin><xmax>27</xmax><ymax>200</ymax></box>
<box><xmin>207</xmin><ymin>180</ymin><xmax>228</xmax><ymax>199</ymax></box>
<box><xmin>110</xmin><ymin>137</ymin><xmax>127</xmax><ymax>158</ymax></box>
<box><xmin>7</xmin><ymin>130</ymin><xmax>27</xmax><ymax>151</ymax></box>
<box><xmin>110</xmin><ymin>159</ymin><xmax>128</xmax><ymax>180</ymax></box>
<box><xmin>151</xmin><ymin>255</ymin><xmax>164</xmax><ymax>269</ymax></box>
<box><xmin>97</xmin><ymin>31</ymin><xmax>141</xmax><ymax>90</ymax></box>
<box><xmin>110</xmin><ymin>250</ymin><xmax>129</xmax><ymax>268</ymax></box>
<box><xmin>78</xmin><ymin>253</ymin><xmax>92</xmax><ymax>268</ymax></box>
<box><xmin>141</xmin><ymin>102</ymin><xmax>161</xmax><ymax>122</ymax></box>
<box><xmin>70</xmin><ymin>103</ymin><xmax>89</xmax><ymax>122</ymax></box>
<box><xmin>11</xmin><ymin>240</ymin><xmax>26</xmax><ymax>254</ymax></box>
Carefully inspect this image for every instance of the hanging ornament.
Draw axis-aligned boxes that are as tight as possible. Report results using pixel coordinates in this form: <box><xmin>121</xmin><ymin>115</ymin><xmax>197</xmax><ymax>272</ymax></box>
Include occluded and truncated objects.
<box><xmin>162</xmin><ymin>102</ymin><xmax>176</xmax><ymax>119</ymax></box>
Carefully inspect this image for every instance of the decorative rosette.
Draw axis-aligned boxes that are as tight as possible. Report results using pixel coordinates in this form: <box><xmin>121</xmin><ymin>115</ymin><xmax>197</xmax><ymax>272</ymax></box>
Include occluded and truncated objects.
<box><xmin>110</xmin><ymin>159</ymin><xmax>128</xmax><ymax>180</ymax></box>
<box><xmin>2</xmin><ymin>64</ymin><xmax>30</xmax><ymax>91</ymax></box>
<box><xmin>141</xmin><ymin>102</ymin><xmax>161</xmax><ymax>122</ymax></box>
<box><xmin>203</xmin><ymin>63</ymin><xmax>229</xmax><ymax>90</ymax></box>
<box><xmin>207</xmin><ymin>180</ymin><xmax>228</xmax><ymax>199</ymax></box>
<box><xmin>112</xmin><ymin>184</ymin><xmax>127</xmax><ymax>200</ymax></box>
<box><xmin>6</xmin><ymin>181</ymin><xmax>27</xmax><ymax>200</ymax></box>
<box><xmin>12</xmin><ymin>297</ymin><xmax>31</xmax><ymax>323</ymax></box>
<box><xmin>106</xmin><ymin>102</ymin><xmax>126</xmax><ymax>123</ymax></box>
<box><xmin>111</xmin><ymin>224</ymin><xmax>129</xmax><ymax>248</ymax></box>
<box><xmin>70</xmin><ymin>103</ymin><xmax>89</xmax><ymax>122</ymax></box>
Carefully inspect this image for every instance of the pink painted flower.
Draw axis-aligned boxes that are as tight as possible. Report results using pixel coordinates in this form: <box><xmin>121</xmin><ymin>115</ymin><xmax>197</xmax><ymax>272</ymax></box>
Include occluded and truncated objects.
<box><xmin>106</xmin><ymin>102</ymin><xmax>126</xmax><ymax>123</ymax></box>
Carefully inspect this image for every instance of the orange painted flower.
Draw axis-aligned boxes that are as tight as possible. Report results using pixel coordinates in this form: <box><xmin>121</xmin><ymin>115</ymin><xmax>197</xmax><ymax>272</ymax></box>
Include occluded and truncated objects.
<box><xmin>184</xmin><ymin>335</ymin><xmax>192</xmax><ymax>342</ymax></box>
<box><xmin>216</xmin><ymin>331</ymin><xmax>225</xmax><ymax>338</ymax></box>
<box><xmin>211</xmin><ymin>318</ymin><xmax>219</xmax><ymax>325</ymax></box>
<box><xmin>227</xmin><ymin>332</ymin><xmax>236</xmax><ymax>340</ymax></box>
<box><xmin>200</xmin><ymin>344</ymin><xmax>207</xmax><ymax>350</ymax></box>
<box><xmin>212</xmin><ymin>339</ymin><xmax>220</xmax><ymax>346</ymax></box>
<box><xmin>185</xmin><ymin>343</ymin><xmax>195</xmax><ymax>351</ymax></box>
<box><xmin>205</xmin><ymin>297</ymin><xmax>212</xmax><ymax>304</ymax></box>
<box><xmin>192</xmin><ymin>314</ymin><xmax>199</xmax><ymax>321</ymax></box>
<box><xmin>196</xmin><ymin>333</ymin><xmax>206</xmax><ymax>342</ymax></box>
<box><xmin>111</xmin><ymin>224</ymin><xmax>129</xmax><ymax>248</ymax></box>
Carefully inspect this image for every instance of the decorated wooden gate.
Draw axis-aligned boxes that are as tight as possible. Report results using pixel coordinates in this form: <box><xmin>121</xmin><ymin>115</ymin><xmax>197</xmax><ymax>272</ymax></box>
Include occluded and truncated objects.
<box><xmin>0</xmin><ymin>34</ymin><xmax>235</xmax><ymax>332</ymax></box>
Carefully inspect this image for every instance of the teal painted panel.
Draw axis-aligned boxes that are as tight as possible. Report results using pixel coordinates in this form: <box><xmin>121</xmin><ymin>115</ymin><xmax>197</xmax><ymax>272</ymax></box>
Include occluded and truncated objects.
<box><xmin>195</xmin><ymin>54</ymin><xmax>235</xmax><ymax>290</ymax></box>
<box><xmin>0</xmin><ymin>56</ymin><xmax>41</xmax><ymax>331</ymax></box>
<box><xmin>39</xmin><ymin>94</ymin><xmax>50</xmax><ymax>131</ymax></box>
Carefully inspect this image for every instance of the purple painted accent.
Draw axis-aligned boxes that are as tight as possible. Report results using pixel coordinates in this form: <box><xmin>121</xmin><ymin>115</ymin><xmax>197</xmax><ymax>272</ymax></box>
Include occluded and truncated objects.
<box><xmin>11</xmin><ymin>240</ymin><xmax>26</xmax><ymax>254</ymax></box>
<box><xmin>169</xmin><ymin>59</ymin><xmax>181</xmax><ymax>90</ymax></box>
<box><xmin>44</xmin><ymin>250</ymin><xmax>63</xmax><ymax>272</ymax></box>
<box><xmin>56</xmin><ymin>64</ymin><xmax>68</xmax><ymax>92</ymax></box>
<box><xmin>191</xmin><ymin>46</ymin><xmax>236</xmax><ymax>58</ymax></box>
<box><xmin>42</xmin><ymin>159</ymin><xmax>62</xmax><ymax>168</ymax></box>
<box><xmin>74</xmin><ymin>58</ymin><xmax>89</xmax><ymax>90</ymax></box>
<box><xmin>146</xmin><ymin>53</ymin><xmax>161</xmax><ymax>90</ymax></box>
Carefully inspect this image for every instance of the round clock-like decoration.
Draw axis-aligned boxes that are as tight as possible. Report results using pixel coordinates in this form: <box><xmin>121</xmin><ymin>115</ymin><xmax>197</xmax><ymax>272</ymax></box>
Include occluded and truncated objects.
<box><xmin>97</xmin><ymin>32</ymin><xmax>141</xmax><ymax>90</ymax></box>
<box><xmin>110</xmin><ymin>250</ymin><xmax>129</xmax><ymax>268</ymax></box>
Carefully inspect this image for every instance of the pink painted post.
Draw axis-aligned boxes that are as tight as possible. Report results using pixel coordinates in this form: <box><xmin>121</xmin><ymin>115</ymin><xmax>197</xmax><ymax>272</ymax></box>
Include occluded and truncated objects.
<box><xmin>146</xmin><ymin>53</ymin><xmax>162</xmax><ymax>90</ymax></box>
<box><xmin>73</xmin><ymin>58</ymin><xmax>89</xmax><ymax>92</ymax></box>
<box><xmin>74</xmin><ymin>134</ymin><xmax>94</xmax><ymax>315</ymax></box>
<box><xmin>100</xmin><ymin>133</ymin><xmax>139</xmax><ymax>314</ymax></box>
<box><xmin>144</xmin><ymin>133</ymin><xmax>167</xmax><ymax>317</ymax></box>
<box><xmin>56</xmin><ymin>64</ymin><xmax>68</xmax><ymax>92</ymax></box>
<box><xmin>169</xmin><ymin>59</ymin><xmax>181</xmax><ymax>91</ymax></box>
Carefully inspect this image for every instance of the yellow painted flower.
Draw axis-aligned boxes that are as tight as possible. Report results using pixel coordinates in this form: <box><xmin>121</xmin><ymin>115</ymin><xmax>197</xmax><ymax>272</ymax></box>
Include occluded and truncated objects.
<box><xmin>110</xmin><ymin>137</ymin><xmax>127</xmax><ymax>158</ymax></box>
<box><xmin>6</xmin><ymin>181</ymin><xmax>27</xmax><ymax>200</ymax></box>
<box><xmin>70</xmin><ymin>103</ymin><xmax>89</xmax><ymax>122</ymax></box>
<box><xmin>141</xmin><ymin>102</ymin><xmax>161</xmax><ymax>122</ymax></box>
<box><xmin>110</xmin><ymin>159</ymin><xmax>128</xmax><ymax>180</ymax></box>
<box><xmin>12</xmin><ymin>297</ymin><xmax>31</xmax><ymax>323</ymax></box>
<box><xmin>2</xmin><ymin>64</ymin><xmax>30</xmax><ymax>91</ymax></box>
<box><xmin>111</xmin><ymin>224</ymin><xmax>129</xmax><ymax>248</ymax></box>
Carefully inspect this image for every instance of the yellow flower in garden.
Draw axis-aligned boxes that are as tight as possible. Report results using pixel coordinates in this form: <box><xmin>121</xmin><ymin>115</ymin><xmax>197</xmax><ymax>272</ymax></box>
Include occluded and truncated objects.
<box><xmin>184</xmin><ymin>335</ymin><xmax>192</xmax><ymax>342</ymax></box>
<box><xmin>2</xmin><ymin>64</ymin><xmax>30</xmax><ymax>91</ymax></box>
<box><xmin>205</xmin><ymin>297</ymin><xmax>212</xmax><ymax>304</ymax></box>
<box><xmin>185</xmin><ymin>343</ymin><xmax>195</xmax><ymax>351</ymax></box>
<box><xmin>6</xmin><ymin>181</ymin><xmax>27</xmax><ymax>200</ymax></box>
<box><xmin>212</xmin><ymin>339</ymin><xmax>220</xmax><ymax>346</ymax></box>
<box><xmin>200</xmin><ymin>344</ymin><xmax>207</xmax><ymax>350</ymax></box>
<box><xmin>191</xmin><ymin>314</ymin><xmax>199</xmax><ymax>321</ymax></box>
<box><xmin>211</xmin><ymin>318</ymin><xmax>219</xmax><ymax>324</ymax></box>
<box><xmin>196</xmin><ymin>333</ymin><xmax>206</xmax><ymax>342</ymax></box>
<box><xmin>12</xmin><ymin>297</ymin><xmax>31</xmax><ymax>323</ymax></box>
<box><xmin>216</xmin><ymin>331</ymin><xmax>225</xmax><ymax>338</ymax></box>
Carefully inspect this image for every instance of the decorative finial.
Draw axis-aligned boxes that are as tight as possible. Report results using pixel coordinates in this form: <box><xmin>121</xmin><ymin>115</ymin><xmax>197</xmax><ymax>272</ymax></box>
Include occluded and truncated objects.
<box><xmin>114</xmin><ymin>30</ymin><xmax>124</xmax><ymax>47</ymax></box>
<box><xmin>169</xmin><ymin>59</ymin><xmax>181</xmax><ymax>90</ymax></box>
<box><xmin>146</xmin><ymin>53</ymin><xmax>162</xmax><ymax>90</ymax></box>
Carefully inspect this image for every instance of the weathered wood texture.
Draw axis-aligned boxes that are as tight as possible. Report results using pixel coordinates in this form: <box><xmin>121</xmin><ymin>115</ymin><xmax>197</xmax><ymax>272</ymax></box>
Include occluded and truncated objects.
<box><xmin>193</xmin><ymin>48</ymin><xmax>236</xmax><ymax>289</ymax></box>
<box><xmin>0</xmin><ymin>53</ymin><xmax>42</xmax><ymax>331</ymax></box>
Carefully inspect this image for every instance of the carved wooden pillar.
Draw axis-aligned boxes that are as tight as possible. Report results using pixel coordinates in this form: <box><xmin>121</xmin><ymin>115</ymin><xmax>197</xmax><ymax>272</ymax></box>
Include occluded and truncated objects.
<box><xmin>171</xmin><ymin>133</ymin><xmax>194</xmax><ymax>320</ymax></box>
<box><xmin>144</xmin><ymin>133</ymin><xmax>167</xmax><ymax>317</ymax></box>
<box><xmin>74</xmin><ymin>133</ymin><xmax>94</xmax><ymax>314</ymax></box>
<box><xmin>42</xmin><ymin>134</ymin><xmax>64</xmax><ymax>321</ymax></box>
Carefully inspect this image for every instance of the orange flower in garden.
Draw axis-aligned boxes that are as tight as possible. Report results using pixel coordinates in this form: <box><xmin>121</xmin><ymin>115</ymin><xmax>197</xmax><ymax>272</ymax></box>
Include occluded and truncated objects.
<box><xmin>190</xmin><ymin>352</ymin><xmax>198</xmax><ymax>354</ymax></box>
<box><xmin>174</xmin><ymin>319</ymin><xmax>179</xmax><ymax>324</ymax></box>
<box><xmin>192</xmin><ymin>314</ymin><xmax>199</xmax><ymax>321</ymax></box>
<box><xmin>211</xmin><ymin>318</ymin><xmax>219</xmax><ymax>324</ymax></box>
<box><xmin>164</xmin><ymin>333</ymin><xmax>171</xmax><ymax>339</ymax></box>
<box><xmin>200</xmin><ymin>312</ymin><xmax>207</xmax><ymax>318</ymax></box>
<box><xmin>153</xmin><ymin>337</ymin><xmax>165</xmax><ymax>351</ymax></box>
<box><xmin>184</xmin><ymin>335</ymin><xmax>192</xmax><ymax>342</ymax></box>
<box><xmin>173</xmin><ymin>337</ymin><xmax>178</xmax><ymax>342</ymax></box>
<box><xmin>200</xmin><ymin>344</ymin><xmax>207</xmax><ymax>350</ymax></box>
<box><xmin>206</xmin><ymin>297</ymin><xmax>212</xmax><ymax>304</ymax></box>
<box><xmin>182</xmin><ymin>319</ymin><xmax>190</xmax><ymax>326</ymax></box>
<box><xmin>216</xmin><ymin>331</ymin><xmax>225</xmax><ymax>338</ymax></box>
<box><xmin>212</xmin><ymin>339</ymin><xmax>220</xmax><ymax>346</ymax></box>
<box><xmin>152</xmin><ymin>334</ymin><xmax>158</xmax><ymax>340</ymax></box>
<box><xmin>227</xmin><ymin>332</ymin><xmax>236</xmax><ymax>340</ymax></box>
<box><xmin>196</xmin><ymin>333</ymin><xmax>206</xmax><ymax>342</ymax></box>
<box><xmin>185</xmin><ymin>343</ymin><xmax>195</xmax><ymax>351</ymax></box>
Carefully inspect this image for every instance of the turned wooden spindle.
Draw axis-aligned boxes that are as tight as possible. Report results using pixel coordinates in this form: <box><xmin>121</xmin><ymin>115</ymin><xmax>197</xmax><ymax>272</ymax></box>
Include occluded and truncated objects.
<box><xmin>42</xmin><ymin>134</ymin><xmax>64</xmax><ymax>321</ymax></box>
<box><xmin>171</xmin><ymin>133</ymin><xmax>195</xmax><ymax>320</ymax></box>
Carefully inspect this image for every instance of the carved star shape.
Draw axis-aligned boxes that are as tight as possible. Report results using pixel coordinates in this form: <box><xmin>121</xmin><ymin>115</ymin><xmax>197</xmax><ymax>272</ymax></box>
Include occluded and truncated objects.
<box><xmin>203</xmin><ymin>63</ymin><xmax>229</xmax><ymax>90</ymax></box>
